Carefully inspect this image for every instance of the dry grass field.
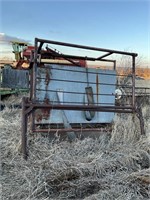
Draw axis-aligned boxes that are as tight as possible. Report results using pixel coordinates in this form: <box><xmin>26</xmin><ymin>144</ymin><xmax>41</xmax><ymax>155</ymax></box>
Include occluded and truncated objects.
<box><xmin>0</xmin><ymin>94</ymin><xmax>150</xmax><ymax>200</ymax></box>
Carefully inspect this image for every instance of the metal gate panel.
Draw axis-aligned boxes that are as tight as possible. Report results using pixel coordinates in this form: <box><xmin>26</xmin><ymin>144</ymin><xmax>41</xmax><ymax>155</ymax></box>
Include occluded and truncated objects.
<box><xmin>21</xmin><ymin>38</ymin><xmax>140</xmax><ymax>160</ymax></box>
<box><xmin>35</xmin><ymin>64</ymin><xmax>116</xmax><ymax>124</ymax></box>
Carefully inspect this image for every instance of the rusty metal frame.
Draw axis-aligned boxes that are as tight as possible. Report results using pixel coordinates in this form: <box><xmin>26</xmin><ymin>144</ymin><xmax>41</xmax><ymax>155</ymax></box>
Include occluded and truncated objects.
<box><xmin>21</xmin><ymin>38</ymin><xmax>140</xmax><ymax>159</ymax></box>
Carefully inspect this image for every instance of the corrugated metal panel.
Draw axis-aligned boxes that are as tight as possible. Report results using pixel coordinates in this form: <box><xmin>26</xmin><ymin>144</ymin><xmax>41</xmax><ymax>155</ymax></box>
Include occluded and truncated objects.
<box><xmin>2</xmin><ymin>67</ymin><xmax>29</xmax><ymax>89</ymax></box>
<box><xmin>35</xmin><ymin>65</ymin><xmax>117</xmax><ymax>124</ymax></box>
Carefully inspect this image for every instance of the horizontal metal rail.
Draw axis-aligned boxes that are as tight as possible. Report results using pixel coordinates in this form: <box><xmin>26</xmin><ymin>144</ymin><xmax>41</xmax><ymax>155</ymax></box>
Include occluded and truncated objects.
<box><xmin>36</xmin><ymin>38</ymin><xmax>138</xmax><ymax>57</ymax></box>
<box><xmin>35</xmin><ymin>88</ymin><xmax>116</xmax><ymax>97</ymax></box>
<box><xmin>40</xmin><ymin>65</ymin><xmax>127</xmax><ymax>77</ymax></box>
<box><xmin>34</xmin><ymin>100</ymin><xmax>131</xmax><ymax>106</ymax></box>
<box><xmin>32</xmin><ymin>127</ymin><xmax>112</xmax><ymax>133</ymax></box>
<box><xmin>25</xmin><ymin>102</ymin><xmax>133</xmax><ymax>113</ymax></box>
<box><xmin>36</xmin><ymin>77</ymin><xmax>117</xmax><ymax>86</ymax></box>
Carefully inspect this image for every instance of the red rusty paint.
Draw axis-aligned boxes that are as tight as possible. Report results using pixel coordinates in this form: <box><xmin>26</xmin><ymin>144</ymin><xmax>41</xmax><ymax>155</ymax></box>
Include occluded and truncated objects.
<box><xmin>35</xmin><ymin>109</ymin><xmax>51</xmax><ymax>122</ymax></box>
<box><xmin>35</xmin><ymin>109</ymin><xmax>43</xmax><ymax>122</ymax></box>
<box><xmin>34</xmin><ymin>98</ymin><xmax>51</xmax><ymax>122</ymax></box>
<box><xmin>45</xmin><ymin>68</ymin><xmax>50</xmax><ymax>86</ymax></box>
<box><xmin>41</xmin><ymin>98</ymin><xmax>51</xmax><ymax>120</ymax></box>
<box><xmin>23</xmin><ymin>46</ymin><xmax>35</xmax><ymax>59</ymax></box>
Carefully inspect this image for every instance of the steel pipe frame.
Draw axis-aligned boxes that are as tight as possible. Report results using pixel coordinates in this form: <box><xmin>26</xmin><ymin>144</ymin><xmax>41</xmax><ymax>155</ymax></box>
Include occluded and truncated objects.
<box><xmin>22</xmin><ymin>38</ymin><xmax>139</xmax><ymax>159</ymax></box>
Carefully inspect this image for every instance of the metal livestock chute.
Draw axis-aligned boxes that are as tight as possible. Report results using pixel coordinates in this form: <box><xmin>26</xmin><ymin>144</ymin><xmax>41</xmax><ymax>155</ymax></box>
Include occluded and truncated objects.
<box><xmin>21</xmin><ymin>38</ymin><xmax>140</xmax><ymax>159</ymax></box>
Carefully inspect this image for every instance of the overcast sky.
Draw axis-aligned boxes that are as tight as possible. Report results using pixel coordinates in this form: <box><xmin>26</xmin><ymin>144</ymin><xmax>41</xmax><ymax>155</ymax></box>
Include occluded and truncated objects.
<box><xmin>0</xmin><ymin>0</ymin><xmax>149</xmax><ymax>67</ymax></box>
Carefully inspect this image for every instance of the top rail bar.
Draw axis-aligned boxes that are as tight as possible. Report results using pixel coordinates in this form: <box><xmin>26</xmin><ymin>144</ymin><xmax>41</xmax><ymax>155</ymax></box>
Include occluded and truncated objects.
<box><xmin>35</xmin><ymin>38</ymin><xmax>138</xmax><ymax>57</ymax></box>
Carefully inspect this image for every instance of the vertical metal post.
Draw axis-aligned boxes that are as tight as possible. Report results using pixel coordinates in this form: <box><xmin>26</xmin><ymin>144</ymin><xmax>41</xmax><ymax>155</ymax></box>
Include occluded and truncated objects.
<box><xmin>31</xmin><ymin>110</ymin><xmax>35</xmax><ymax>132</ymax></box>
<box><xmin>32</xmin><ymin>38</ymin><xmax>38</xmax><ymax>100</ymax></box>
<box><xmin>132</xmin><ymin>55</ymin><xmax>136</xmax><ymax>109</ymax></box>
<box><xmin>29</xmin><ymin>67</ymin><xmax>33</xmax><ymax>100</ymax></box>
<box><xmin>22</xmin><ymin>97</ymin><xmax>28</xmax><ymax>160</ymax></box>
<box><xmin>136</xmin><ymin>103</ymin><xmax>145</xmax><ymax>135</ymax></box>
<box><xmin>113</xmin><ymin>60</ymin><xmax>116</xmax><ymax>70</ymax></box>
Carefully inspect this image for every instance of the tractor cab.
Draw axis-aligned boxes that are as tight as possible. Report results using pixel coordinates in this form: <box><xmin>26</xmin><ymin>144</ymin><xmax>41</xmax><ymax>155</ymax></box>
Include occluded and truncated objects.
<box><xmin>11</xmin><ymin>41</ymin><xmax>33</xmax><ymax>69</ymax></box>
<box><xmin>11</xmin><ymin>41</ymin><xmax>28</xmax><ymax>61</ymax></box>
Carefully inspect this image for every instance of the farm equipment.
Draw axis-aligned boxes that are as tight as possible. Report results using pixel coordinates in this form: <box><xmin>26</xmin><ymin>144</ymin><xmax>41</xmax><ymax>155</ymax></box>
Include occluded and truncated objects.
<box><xmin>0</xmin><ymin>41</ymin><xmax>32</xmax><ymax>99</ymax></box>
<box><xmin>0</xmin><ymin>40</ymin><xmax>89</xmax><ymax>99</ymax></box>
<box><xmin>20</xmin><ymin>38</ymin><xmax>148</xmax><ymax>159</ymax></box>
